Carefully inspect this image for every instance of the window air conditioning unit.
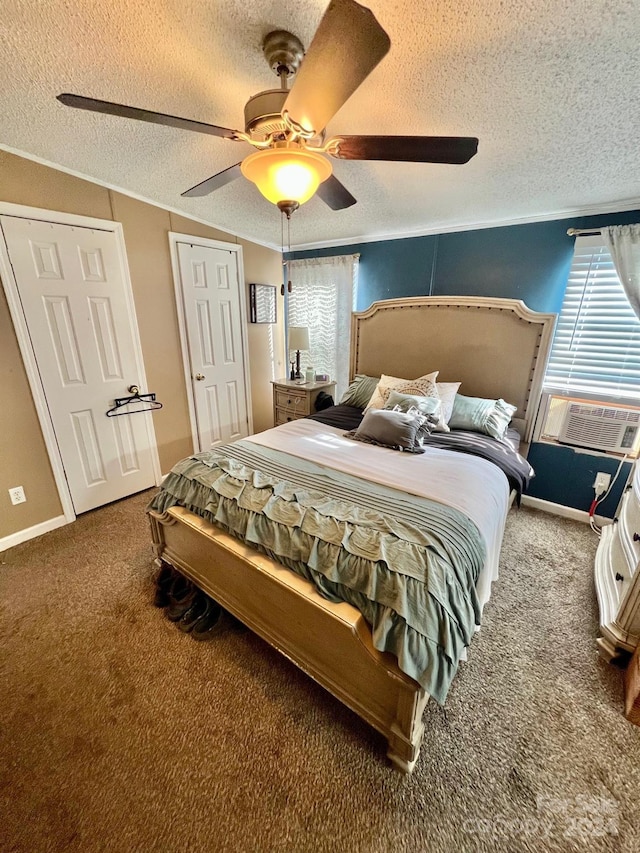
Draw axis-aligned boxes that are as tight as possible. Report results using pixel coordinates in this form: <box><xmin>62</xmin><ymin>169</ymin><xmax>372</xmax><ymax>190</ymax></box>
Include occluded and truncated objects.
<box><xmin>558</xmin><ymin>402</ymin><xmax>640</xmax><ymax>453</ymax></box>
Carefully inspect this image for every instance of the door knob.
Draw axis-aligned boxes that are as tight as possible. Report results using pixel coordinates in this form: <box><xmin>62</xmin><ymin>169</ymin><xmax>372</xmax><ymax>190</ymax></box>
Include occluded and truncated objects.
<box><xmin>195</xmin><ymin>373</ymin><xmax>205</xmax><ymax>381</ymax></box>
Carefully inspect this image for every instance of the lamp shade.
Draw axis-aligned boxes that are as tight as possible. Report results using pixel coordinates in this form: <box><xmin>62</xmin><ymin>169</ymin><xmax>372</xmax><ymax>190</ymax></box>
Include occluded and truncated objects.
<box><xmin>241</xmin><ymin>148</ymin><xmax>332</xmax><ymax>206</ymax></box>
<box><xmin>288</xmin><ymin>326</ymin><xmax>310</xmax><ymax>351</ymax></box>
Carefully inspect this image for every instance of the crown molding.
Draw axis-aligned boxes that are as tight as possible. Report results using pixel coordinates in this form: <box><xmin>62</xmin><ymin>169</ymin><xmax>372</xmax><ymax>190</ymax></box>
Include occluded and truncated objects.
<box><xmin>4</xmin><ymin>143</ymin><xmax>640</xmax><ymax>255</ymax></box>
<box><xmin>290</xmin><ymin>197</ymin><xmax>640</xmax><ymax>251</ymax></box>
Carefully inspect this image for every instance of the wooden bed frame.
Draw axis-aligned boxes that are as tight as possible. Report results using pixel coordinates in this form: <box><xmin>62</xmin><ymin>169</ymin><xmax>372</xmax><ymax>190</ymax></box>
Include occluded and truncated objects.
<box><xmin>149</xmin><ymin>296</ymin><xmax>555</xmax><ymax>772</ymax></box>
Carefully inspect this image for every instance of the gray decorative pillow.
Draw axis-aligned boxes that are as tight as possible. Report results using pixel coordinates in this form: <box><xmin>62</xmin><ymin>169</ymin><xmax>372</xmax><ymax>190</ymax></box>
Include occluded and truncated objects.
<box><xmin>339</xmin><ymin>374</ymin><xmax>380</xmax><ymax>408</ymax></box>
<box><xmin>384</xmin><ymin>390</ymin><xmax>441</xmax><ymax>432</ymax></box>
<box><xmin>347</xmin><ymin>408</ymin><xmax>426</xmax><ymax>453</ymax></box>
<box><xmin>449</xmin><ymin>394</ymin><xmax>518</xmax><ymax>439</ymax></box>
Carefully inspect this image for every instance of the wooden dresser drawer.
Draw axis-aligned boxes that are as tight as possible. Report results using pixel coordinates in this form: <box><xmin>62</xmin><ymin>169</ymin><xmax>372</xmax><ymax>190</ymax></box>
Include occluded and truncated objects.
<box><xmin>275</xmin><ymin>389</ymin><xmax>311</xmax><ymax>414</ymax></box>
<box><xmin>596</xmin><ymin>459</ymin><xmax>640</xmax><ymax>660</ymax></box>
<box><xmin>621</xmin><ymin>490</ymin><xmax>640</xmax><ymax>544</ymax></box>
<box><xmin>621</xmin><ymin>467</ymin><xmax>640</xmax><ymax>540</ymax></box>
<box><xmin>619</xmin><ymin>490</ymin><xmax>640</xmax><ymax>578</ymax></box>
<box><xmin>619</xmin><ymin>460</ymin><xmax>640</xmax><ymax>578</ymax></box>
<box><xmin>275</xmin><ymin>408</ymin><xmax>306</xmax><ymax>425</ymax></box>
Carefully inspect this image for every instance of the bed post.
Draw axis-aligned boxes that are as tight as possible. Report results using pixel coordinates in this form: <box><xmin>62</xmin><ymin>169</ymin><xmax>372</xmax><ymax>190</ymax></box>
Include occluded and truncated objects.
<box><xmin>387</xmin><ymin>688</ymin><xmax>429</xmax><ymax>773</ymax></box>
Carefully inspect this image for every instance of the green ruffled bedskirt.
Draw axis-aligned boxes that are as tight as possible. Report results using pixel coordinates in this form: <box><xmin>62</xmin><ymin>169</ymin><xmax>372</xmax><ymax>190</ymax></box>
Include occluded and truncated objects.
<box><xmin>147</xmin><ymin>441</ymin><xmax>486</xmax><ymax>704</ymax></box>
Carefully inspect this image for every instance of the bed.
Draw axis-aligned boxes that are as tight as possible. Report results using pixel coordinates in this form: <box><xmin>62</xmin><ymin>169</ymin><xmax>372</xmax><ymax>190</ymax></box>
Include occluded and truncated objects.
<box><xmin>148</xmin><ymin>296</ymin><xmax>555</xmax><ymax>772</ymax></box>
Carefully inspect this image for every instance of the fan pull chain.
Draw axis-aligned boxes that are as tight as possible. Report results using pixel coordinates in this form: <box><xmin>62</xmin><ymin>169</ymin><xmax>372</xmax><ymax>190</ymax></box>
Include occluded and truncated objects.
<box><xmin>287</xmin><ymin>215</ymin><xmax>292</xmax><ymax>293</ymax></box>
<box><xmin>281</xmin><ymin>210</ymin><xmax>286</xmax><ymax>296</ymax></box>
<box><xmin>279</xmin><ymin>208</ymin><xmax>294</xmax><ymax>296</ymax></box>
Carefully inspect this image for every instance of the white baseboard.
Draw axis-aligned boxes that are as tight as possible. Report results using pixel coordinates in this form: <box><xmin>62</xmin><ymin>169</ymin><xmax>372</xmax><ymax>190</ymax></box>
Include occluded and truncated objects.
<box><xmin>0</xmin><ymin>515</ymin><xmax>68</xmax><ymax>552</ymax></box>
<box><xmin>521</xmin><ymin>495</ymin><xmax>611</xmax><ymax>527</ymax></box>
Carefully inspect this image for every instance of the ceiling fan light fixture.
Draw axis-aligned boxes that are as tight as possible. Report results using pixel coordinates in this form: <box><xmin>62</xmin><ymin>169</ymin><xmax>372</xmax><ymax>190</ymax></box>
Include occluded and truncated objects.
<box><xmin>58</xmin><ymin>1</ymin><xmax>479</xmax><ymax>216</ymax></box>
<box><xmin>240</xmin><ymin>147</ymin><xmax>332</xmax><ymax>207</ymax></box>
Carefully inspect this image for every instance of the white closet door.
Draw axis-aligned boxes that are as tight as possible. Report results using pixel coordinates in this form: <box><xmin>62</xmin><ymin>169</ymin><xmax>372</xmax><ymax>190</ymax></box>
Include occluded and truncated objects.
<box><xmin>176</xmin><ymin>241</ymin><xmax>249</xmax><ymax>449</ymax></box>
<box><xmin>1</xmin><ymin>215</ymin><xmax>156</xmax><ymax>513</ymax></box>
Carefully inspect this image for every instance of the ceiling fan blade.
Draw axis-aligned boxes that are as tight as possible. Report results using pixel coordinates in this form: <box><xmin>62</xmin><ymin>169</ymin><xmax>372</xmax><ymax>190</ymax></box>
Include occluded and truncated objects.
<box><xmin>327</xmin><ymin>135</ymin><xmax>479</xmax><ymax>164</ymax></box>
<box><xmin>181</xmin><ymin>163</ymin><xmax>243</xmax><ymax>197</ymax></box>
<box><xmin>57</xmin><ymin>93</ymin><xmax>240</xmax><ymax>139</ymax></box>
<box><xmin>316</xmin><ymin>175</ymin><xmax>357</xmax><ymax>210</ymax></box>
<box><xmin>282</xmin><ymin>0</ymin><xmax>390</xmax><ymax>136</ymax></box>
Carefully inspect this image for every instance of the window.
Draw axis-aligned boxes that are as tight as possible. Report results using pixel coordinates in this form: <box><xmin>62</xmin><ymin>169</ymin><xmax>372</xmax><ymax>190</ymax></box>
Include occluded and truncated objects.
<box><xmin>545</xmin><ymin>235</ymin><xmax>640</xmax><ymax>401</ymax></box>
<box><xmin>287</xmin><ymin>254</ymin><xmax>359</xmax><ymax>399</ymax></box>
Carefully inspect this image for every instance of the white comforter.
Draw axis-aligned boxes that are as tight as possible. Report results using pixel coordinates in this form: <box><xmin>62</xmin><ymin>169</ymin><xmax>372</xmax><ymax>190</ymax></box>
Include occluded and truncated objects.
<box><xmin>249</xmin><ymin>418</ymin><xmax>510</xmax><ymax>610</ymax></box>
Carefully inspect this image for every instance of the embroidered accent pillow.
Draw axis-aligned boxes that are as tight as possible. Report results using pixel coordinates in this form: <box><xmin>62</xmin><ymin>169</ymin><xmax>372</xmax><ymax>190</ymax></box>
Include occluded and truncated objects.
<box><xmin>365</xmin><ymin>371</ymin><xmax>439</xmax><ymax>412</ymax></box>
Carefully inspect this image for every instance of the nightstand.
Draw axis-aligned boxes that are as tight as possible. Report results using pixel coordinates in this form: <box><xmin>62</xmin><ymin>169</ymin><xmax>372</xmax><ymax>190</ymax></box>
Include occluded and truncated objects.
<box><xmin>272</xmin><ymin>378</ymin><xmax>337</xmax><ymax>426</ymax></box>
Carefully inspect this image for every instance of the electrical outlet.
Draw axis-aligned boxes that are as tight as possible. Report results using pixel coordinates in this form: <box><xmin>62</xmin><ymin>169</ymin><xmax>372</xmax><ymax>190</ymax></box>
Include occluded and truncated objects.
<box><xmin>593</xmin><ymin>472</ymin><xmax>611</xmax><ymax>495</ymax></box>
<box><xmin>9</xmin><ymin>486</ymin><xmax>26</xmax><ymax>505</ymax></box>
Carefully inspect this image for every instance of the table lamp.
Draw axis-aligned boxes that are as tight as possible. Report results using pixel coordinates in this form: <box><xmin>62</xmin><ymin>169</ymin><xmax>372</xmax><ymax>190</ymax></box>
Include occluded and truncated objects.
<box><xmin>288</xmin><ymin>326</ymin><xmax>309</xmax><ymax>379</ymax></box>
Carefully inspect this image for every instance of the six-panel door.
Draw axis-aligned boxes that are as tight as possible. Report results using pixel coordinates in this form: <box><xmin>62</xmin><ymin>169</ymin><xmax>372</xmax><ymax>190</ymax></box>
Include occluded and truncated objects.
<box><xmin>1</xmin><ymin>215</ymin><xmax>156</xmax><ymax>513</ymax></box>
<box><xmin>176</xmin><ymin>241</ymin><xmax>249</xmax><ymax>449</ymax></box>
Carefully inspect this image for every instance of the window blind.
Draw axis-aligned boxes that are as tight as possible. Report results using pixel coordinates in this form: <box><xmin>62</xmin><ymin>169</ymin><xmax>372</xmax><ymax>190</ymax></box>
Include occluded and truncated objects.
<box><xmin>545</xmin><ymin>235</ymin><xmax>640</xmax><ymax>401</ymax></box>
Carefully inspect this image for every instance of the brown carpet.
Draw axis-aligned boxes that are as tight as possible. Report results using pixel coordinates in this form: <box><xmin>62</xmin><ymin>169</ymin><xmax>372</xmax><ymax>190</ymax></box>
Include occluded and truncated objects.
<box><xmin>1</xmin><ymin>493</ymin><xmax>639</xmax><ymax>853</ymax></box>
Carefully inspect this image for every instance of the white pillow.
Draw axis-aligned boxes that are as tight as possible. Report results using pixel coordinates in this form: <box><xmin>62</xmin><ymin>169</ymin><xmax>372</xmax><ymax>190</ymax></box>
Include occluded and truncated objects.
<box><xmin>434</xmin><ymin>382</ymin><xmax>462</xmax><ymax>432</ymax></box>
<box><xmin>365</xmin><ymin>371</ymin><xmax>439</xmax><ymax>412</ymax></box>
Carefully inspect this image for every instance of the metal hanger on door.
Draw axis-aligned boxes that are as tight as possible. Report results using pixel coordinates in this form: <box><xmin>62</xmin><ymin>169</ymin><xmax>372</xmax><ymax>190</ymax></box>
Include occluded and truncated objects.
<box><xmin>106</xmin><ymin>385</ymin><xmax>163</xmax><ymax>417</ymax></box>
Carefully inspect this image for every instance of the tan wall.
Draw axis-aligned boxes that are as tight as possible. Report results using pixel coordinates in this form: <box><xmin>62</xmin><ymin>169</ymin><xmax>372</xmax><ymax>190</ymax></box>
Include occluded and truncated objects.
<box><xmin>0</xmin><ymin>150</ymin><xmax>284</xmax><ymax>542</ymax></box>
<box><xmin>240</xmin><ymin>240</ymin><xmax>286</xmax><ymax>433</ymax></box>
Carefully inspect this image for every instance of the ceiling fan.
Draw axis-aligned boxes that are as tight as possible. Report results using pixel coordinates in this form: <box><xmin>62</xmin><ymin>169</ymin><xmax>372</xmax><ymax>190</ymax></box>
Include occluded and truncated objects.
<box><xmin>57</xmin><ymin>0</ymin><xmax>478</xmax><ymax>217</ymax></box>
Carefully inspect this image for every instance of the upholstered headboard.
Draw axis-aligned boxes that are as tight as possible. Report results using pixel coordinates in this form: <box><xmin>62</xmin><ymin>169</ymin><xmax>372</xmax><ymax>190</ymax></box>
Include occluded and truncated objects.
<box><xmin>350</xmin><ymin>296</ymin><xmax>556</xmax><ymax>443</ymax></box>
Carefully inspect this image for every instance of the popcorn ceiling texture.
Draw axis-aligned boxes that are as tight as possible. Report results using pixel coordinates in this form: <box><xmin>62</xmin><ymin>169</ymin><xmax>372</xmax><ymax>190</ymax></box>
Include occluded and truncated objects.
<box><xmin>1</xmin><ymin>0</ymin><xmax>640</xmax><ymax>248</ymax></box>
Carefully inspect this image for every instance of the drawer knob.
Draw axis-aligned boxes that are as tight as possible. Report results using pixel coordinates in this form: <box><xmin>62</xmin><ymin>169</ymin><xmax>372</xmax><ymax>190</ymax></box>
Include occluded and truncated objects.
<box><xmin>287</xmin><ymin>398</ymin><xmax>292</xmax><ymax>404</ymax></box>
<box><xmin>615</xmin><ymin>572</ymin><xmax>625</xmax><ymax>582</ymax></box>
<box><xmin>633</xmin><ymin>532</ymin><xmax>640</xmax><ymax>542</ymax></box>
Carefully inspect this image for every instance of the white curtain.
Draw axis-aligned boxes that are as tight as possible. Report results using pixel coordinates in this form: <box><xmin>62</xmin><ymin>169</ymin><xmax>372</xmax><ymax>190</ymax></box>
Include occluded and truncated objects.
<box><xmin>602</xmin><ymin>224</ymin><xmax>640</xmax><ymax>320</ymax></box>
<box><xmin>287</xmin><ymin>254</ymin><xmax>359</xmax><ymax>400</ymax></box>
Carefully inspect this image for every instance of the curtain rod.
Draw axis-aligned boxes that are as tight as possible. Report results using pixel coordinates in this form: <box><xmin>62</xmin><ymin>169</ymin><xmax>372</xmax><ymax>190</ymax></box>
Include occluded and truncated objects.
<box><xmin>567</xmin><ymin>228</ymin><xmax>603</xmax><ymax>236</ymax></box>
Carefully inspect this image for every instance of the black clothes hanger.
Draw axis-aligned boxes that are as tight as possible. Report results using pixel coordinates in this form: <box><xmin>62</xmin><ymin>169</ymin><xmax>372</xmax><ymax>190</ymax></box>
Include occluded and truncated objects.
<box><xmin>106</xmin><ymin>385</ymin><xmax>163</xmax><ymax>417</ymax></box>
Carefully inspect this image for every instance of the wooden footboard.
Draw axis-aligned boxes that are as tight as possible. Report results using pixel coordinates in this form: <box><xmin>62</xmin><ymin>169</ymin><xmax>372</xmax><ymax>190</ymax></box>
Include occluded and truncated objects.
<box><xmin>148</xmin><ymin>506</ymin><xmax>429</xmax><ymax>772</ymax></box>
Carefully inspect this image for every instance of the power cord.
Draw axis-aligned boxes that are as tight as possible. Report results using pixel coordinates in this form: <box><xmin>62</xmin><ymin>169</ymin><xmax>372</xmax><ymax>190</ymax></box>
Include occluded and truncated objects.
<box><xmin>588</xmin><ymin>454</ymin><xmax>629</xmax><ymax>537</ymax></box>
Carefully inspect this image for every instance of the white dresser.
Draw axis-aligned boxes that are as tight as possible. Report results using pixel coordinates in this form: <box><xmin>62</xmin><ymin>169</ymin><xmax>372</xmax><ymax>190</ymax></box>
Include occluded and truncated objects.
<box><xmin>595</xmin><ymin>460</ymin><xmax>640</xmax><ymax>660</ymax></box>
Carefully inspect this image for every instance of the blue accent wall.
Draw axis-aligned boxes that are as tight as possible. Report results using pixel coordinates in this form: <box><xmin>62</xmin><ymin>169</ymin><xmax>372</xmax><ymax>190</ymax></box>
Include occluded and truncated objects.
<box><xmin>527</xmin><ymin>444</ymin><xmax>631</xmax><ymax>518</ymax></box>
<box><xmin>432</xmin><ymin>221</ymin><xmax>573</xmax><ymax>313</ymax></box>
<box><xmin>288</xmin><ymin>207</ymin><xmax>640</xmax><ymax>516</ymax></box>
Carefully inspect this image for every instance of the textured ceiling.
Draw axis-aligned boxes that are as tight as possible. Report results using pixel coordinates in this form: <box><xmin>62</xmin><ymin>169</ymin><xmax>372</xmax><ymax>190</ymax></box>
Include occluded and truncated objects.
<box><xmin>2</xmin><ymin>0</ymin><xmax>640</xmax><ymax>249</ymax></box>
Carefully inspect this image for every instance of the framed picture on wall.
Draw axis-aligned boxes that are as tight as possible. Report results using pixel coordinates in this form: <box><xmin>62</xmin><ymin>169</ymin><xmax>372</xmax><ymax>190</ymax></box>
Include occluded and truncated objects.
<box><xmin>249</xmin><ymin>283</ymin><xmax>277</xmax><ymax>324</ymax></box>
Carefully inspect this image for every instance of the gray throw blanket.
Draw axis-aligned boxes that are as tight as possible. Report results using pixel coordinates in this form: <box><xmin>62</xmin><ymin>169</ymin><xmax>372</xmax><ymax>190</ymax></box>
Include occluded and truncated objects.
<box><xmin>148</xmin><ymin>440</ymin><xmax>486</xmax><ymax>703</ymax></box>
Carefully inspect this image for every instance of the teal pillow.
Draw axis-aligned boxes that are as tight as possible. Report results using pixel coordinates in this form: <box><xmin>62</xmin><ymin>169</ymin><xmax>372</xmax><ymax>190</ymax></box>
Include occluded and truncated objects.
<box><xmin>384</xmin><ymin>390</ymin><xmax>441</xmax><ymax>427</ymax></box>
<box><xmin>449</xmin><ymin>394</ymin><xmax>517</xmax><ymax>439</ymax></box>
<box><xmin>340</xmin><ymin>374</ymin><xmax>380</xmax><ymax>408</ymax></box>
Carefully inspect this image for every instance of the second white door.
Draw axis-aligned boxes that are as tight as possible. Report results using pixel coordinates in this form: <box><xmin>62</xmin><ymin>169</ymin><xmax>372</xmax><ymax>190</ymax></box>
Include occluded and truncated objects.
<box><xmin>176</xmin><ymin>240</ymin><xmax>250</xmax><ymax>449</ymax></box>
